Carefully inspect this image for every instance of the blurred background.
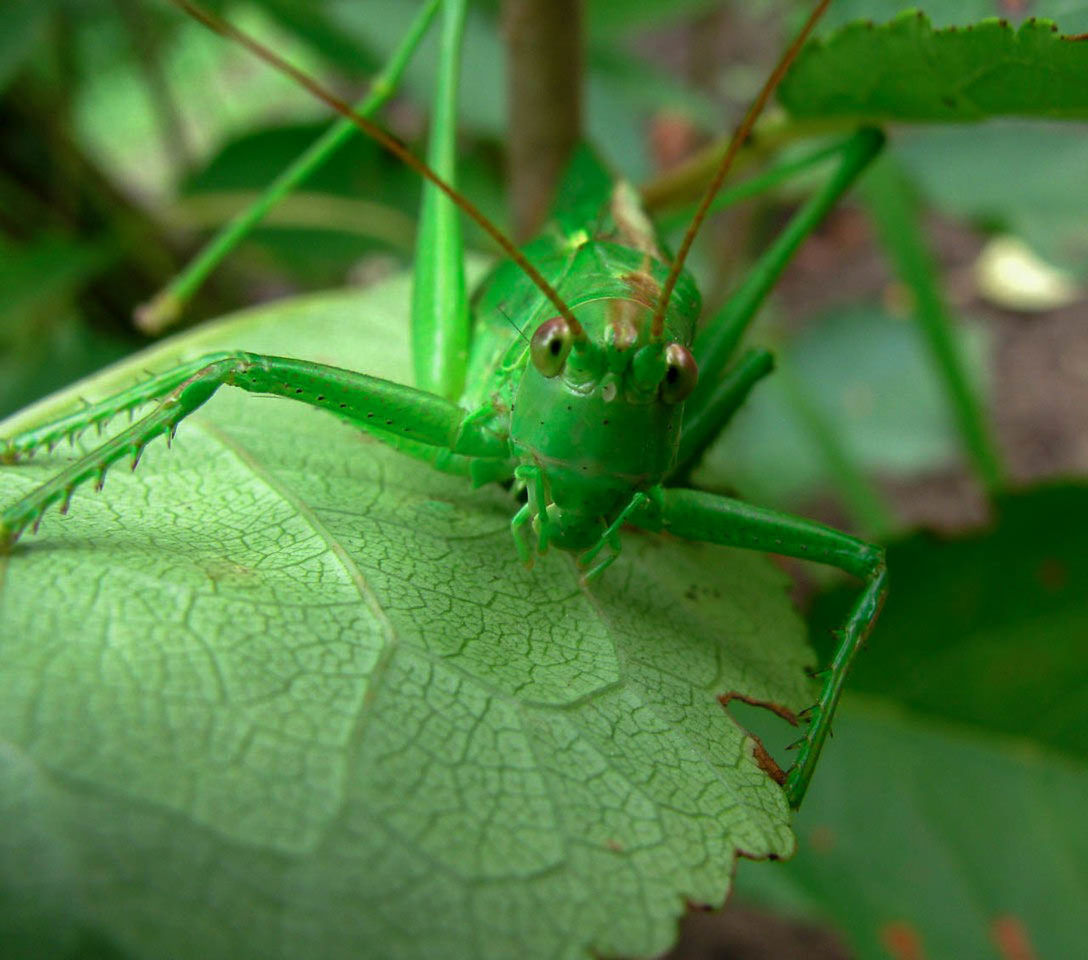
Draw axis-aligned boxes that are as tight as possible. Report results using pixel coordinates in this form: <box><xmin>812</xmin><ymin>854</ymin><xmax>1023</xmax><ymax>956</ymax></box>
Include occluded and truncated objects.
<box><xmin>2</xmin><ymin>1</ymin><xmax>1085</xmax><ymax>957</ymax></box>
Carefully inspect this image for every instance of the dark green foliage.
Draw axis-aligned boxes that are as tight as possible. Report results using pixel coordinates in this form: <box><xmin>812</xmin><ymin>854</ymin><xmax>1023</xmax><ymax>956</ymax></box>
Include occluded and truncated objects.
<box><xmin>810</xmin><ymin>484</ymin><xmax>1088</xmax><ymax>757</ymax></box>
<box><xmin>782</xmin><ymin>11</ymin><xmax>1088</xmax><ymax>121</ymax></box>
<box><xmin>728</xmin><ymin>485</ymin><xmax>1088</xmax><ymax>957</ymax></box>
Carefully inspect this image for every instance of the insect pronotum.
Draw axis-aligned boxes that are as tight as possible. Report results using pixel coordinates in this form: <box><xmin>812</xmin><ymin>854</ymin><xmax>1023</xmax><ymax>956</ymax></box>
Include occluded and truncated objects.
<box><xmin>0</xmin><ymin>0</ymin><xmax>886</xmax><ymax>808</ymax></box>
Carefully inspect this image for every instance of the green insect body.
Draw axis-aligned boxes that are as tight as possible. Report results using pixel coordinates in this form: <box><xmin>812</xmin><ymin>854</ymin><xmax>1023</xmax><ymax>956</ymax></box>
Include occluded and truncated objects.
<box><xmin>469</xmin><ymin>222</ymin><xmax>702</xmax><ymax>560</ymax></box>
<box><xmin>0</xmin><ymin>0</ymin><xmax>885</xmax><ymax>809</ymax></box>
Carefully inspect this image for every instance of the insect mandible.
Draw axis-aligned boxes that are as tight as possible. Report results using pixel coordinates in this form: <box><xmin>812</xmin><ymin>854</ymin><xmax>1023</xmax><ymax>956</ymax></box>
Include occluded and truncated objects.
<box><xmin>0</xmin><ymin>0</ymin><xmax>886</xmax><ymax>808</ymax></box>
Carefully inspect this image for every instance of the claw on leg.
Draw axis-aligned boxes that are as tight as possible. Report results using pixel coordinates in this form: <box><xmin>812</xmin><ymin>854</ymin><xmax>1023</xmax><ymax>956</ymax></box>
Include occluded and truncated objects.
<box><xmin>510</xmin><ymin>503</ymin><xmax>534</xmax><ymax>569</ymax></box>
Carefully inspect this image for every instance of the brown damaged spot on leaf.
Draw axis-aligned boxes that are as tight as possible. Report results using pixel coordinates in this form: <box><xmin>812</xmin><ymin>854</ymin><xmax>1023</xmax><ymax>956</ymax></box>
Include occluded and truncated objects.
<box><xmin>204</xmin><ymin>559</ymin><xmax>259</xmax><ymax>586</ymax></box>
<box><xmin>991</xmin><ymin>915</ymin><xmax>1039</xmax><ymax>960</ymax></box>
<box><xmin>880</xmin><ymin>921</ymin><xmax>927</xmax><ymax>960</ymax></box>
<box><xmin>808</xmin><ymin>824</ymin><xmax>835</xmax><ymax>854</ymax></box>
<box><xmin>1035</xmin><ymin>556</ymin><xmax>1068</xmax><ymax>592</ymax></box>
<box><xmin>718</xmin><ymin>691</ymin><xmax>800</xmax><ymax>726</ymax></box>
<box><xmin>718</xmin><ymin>692</ymin><xmax>800</xmax><ymax>786</ymax></box>
<box><xmin>683</xmin><ymin>582</ymin><xmax>723</xmax><ymax>602</ymax></box>
<box><xmin>747</xmin><ymin>737</ymin><xmax>786</xmax><ymax>785</ymax></box>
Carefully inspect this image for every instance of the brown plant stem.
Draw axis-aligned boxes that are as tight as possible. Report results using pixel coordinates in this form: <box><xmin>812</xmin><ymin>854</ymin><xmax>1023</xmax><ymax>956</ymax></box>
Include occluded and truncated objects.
<box><xmin>501</xmin><ymin>0</ymin><xmax>583</xmax><ymax>241</ymax></box>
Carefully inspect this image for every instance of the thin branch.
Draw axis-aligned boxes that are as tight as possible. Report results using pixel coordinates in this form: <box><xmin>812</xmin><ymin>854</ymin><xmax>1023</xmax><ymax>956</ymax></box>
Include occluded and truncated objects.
<box><xmin>501</xmin><ymin>0</ymin><xmax>583</xmax><ymax>241</ymax></box>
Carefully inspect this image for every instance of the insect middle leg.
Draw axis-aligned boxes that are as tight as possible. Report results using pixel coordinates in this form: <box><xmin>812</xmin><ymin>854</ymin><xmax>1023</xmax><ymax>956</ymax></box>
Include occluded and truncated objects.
<box><xmin>629</xmin><ymin>488</ymin><xmax>886</xmax><ymax>809</ymax></box>
<box><xmin>577</xmin><ymin>492</ymin><xmax>651</xmax><ymax>582</ymax></box>
<box><xmin>0</xmin><ymin>352</ymin><xmax>510</xmax><ymax>547</ymax></box>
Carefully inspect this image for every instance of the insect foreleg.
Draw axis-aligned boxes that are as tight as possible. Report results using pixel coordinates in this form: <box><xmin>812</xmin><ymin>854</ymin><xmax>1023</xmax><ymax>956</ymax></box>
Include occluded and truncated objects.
<box><xmin>629</xmin><ymin>488</ymin><xmax>886</xmax><ymax>809</ymax></box>
<box><xmin>0</xmin><ymin>353</ymin><xmax>510</xmax><ymax>547</ymax></box>
<box><xmin>512</xmin><ymin>463</ymin><xmax>548</xmax><ymax>563</ymax></box>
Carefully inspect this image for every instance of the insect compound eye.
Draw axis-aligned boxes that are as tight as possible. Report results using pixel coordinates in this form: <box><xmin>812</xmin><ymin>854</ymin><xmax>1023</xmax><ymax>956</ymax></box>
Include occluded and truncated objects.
<box><xmin>661</xmin><ymin>343</ymin><xmax>698</xmax><ymax>404</ymax></box>
<box><xmin>530</xmin><ymin>316</ymin><xmax>574</xmax><ymax>378</ymax></box>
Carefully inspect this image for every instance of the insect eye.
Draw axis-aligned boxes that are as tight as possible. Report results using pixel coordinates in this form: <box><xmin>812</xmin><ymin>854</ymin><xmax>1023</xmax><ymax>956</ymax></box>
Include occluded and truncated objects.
<box><xmin>661</xmin><ymin>343</ymin><xmax>698</xmax><ymax>404</ymax></box>
<box><xmin>530</xmin><ymin>317</ymin><xmax>573</xmax><ymax>377</ymax></box>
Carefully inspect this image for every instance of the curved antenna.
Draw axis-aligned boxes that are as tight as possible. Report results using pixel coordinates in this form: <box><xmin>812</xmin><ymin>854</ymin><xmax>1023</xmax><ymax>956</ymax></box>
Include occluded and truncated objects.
<box><xmin>167</xmin><ymin>0</ymin><xmax>585</xmax><ymax>339</ymax></box>
<box><xmin>649</xmin><ymin>0</ymin><xmax>831</xmax><ymax>341</ymax></box>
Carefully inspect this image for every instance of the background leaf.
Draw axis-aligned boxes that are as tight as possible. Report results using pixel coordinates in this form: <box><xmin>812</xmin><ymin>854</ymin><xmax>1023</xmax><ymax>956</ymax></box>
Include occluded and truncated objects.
<box><xmin>729</xmin><ymin>485</ymin><xmax>1088</xmax><ymax>957</ymax></box>
<box><xmin>810</xmin><ymin>485</ymin><xmax>1088</xmax><ymax>757</ymax></box>
<box><xmin>781</xmin><ymin>12</ymin><xmax>1088</xmax><ymax>122</ymax></box>
<box><xmin>695</xmin><ymin>305</ymin><xmax>990</xmax><ymax>512</ymax></box>
<box><xmin>894</xmin><ymin>122</ymin><xmax>1088</xmax><ymax>279</ymax></box>
<box><xmin>0</xmin><ymin>273</ymin><xmax>816</xmax><ymax>960</ymax></box>
<box><xmin>736</xmin><ymin>697</ymin><xmax>1088</xmax><ymax>960</ymax></box>
<box><xmin>0</xmin><ymin>0</ymin><xmax>48</xmax><ymax>93</ymax></box>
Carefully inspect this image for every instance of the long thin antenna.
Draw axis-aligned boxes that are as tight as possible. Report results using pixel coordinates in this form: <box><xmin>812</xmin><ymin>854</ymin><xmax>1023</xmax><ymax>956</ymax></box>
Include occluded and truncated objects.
<box><xmin>167</xmin><ymin>0</ymin><xmax>585</xmax><ymax>339</ymax></box>
<box><xmin>649</xmin><ymin>0</ymin><xmax>831</xmax><ymax>340</ymax></box>
<box><xmin>496</xmin><ymin>303</ymin><xmax>530</xmax><ymax>345</ymax></box>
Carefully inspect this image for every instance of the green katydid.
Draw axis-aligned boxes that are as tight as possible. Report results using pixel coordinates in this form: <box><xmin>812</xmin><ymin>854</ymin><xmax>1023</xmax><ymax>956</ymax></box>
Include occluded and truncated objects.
<box><xmin>0</xmin><ymin>0</ymin><xmax>885</xmax><ymax>809</ymax></box>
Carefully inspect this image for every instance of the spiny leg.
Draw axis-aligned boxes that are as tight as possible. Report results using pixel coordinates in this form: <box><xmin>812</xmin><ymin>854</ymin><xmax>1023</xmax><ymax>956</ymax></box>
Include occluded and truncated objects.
<box><xmin>1</xmin><ymin>354</ymin><xmax>236</xmax><ymax>462</ymax></box>
<box><xmin>1</xmin><ymin>351</ymin><xmax>510</xmax><ymax>547</ymax></box>
<box><xmin>630</xmin><ymin>487</ymin><xmax>886</xmax><ymax>809</ymax></box>
<box><xmin>683</xmin><ymin>128</ymin><xmax>885</xmax><ymax>468</ymax></box>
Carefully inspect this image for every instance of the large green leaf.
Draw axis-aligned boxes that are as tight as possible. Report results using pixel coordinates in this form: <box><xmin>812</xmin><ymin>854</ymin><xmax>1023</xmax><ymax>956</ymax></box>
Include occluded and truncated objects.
<box><xmin>813</xmin><ymin>0</ymin><xmax>1088</xmax><ymax>33</ymax></box>
<box><xmin>781</xmin><ymin>11</ymin><xmax>1088</xmax><ymax>121</ymax></box>
<box><xmin>0</xmin><ymin>274</ymin><xmax>817</xmax><ymax>960</ymax></box>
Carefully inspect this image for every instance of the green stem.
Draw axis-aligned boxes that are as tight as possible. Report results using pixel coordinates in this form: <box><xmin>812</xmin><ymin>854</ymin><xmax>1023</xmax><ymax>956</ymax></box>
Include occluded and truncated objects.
<box><xmin>862</xmin><ymin>156</ymin><xmax>1007</xmax><ymax>494</ymax></box>
<box><xmin>640</xmin><ymin>114</ymin><xmax>852</xmax><ymax>213</ymax></box>
<box><xmin>654</xmin><ymin>138</ymin><xmax>847</xmax><ymax>232</ymax></box>
<box><xmin>137</xmin><ymin>0</ymin><xmax>441</xmax><ymax>334</ymax></box>
<box><xmin>411</xmin><ymin>0</ymin><xmax>469</xmax><ymax>401</ymax></box>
